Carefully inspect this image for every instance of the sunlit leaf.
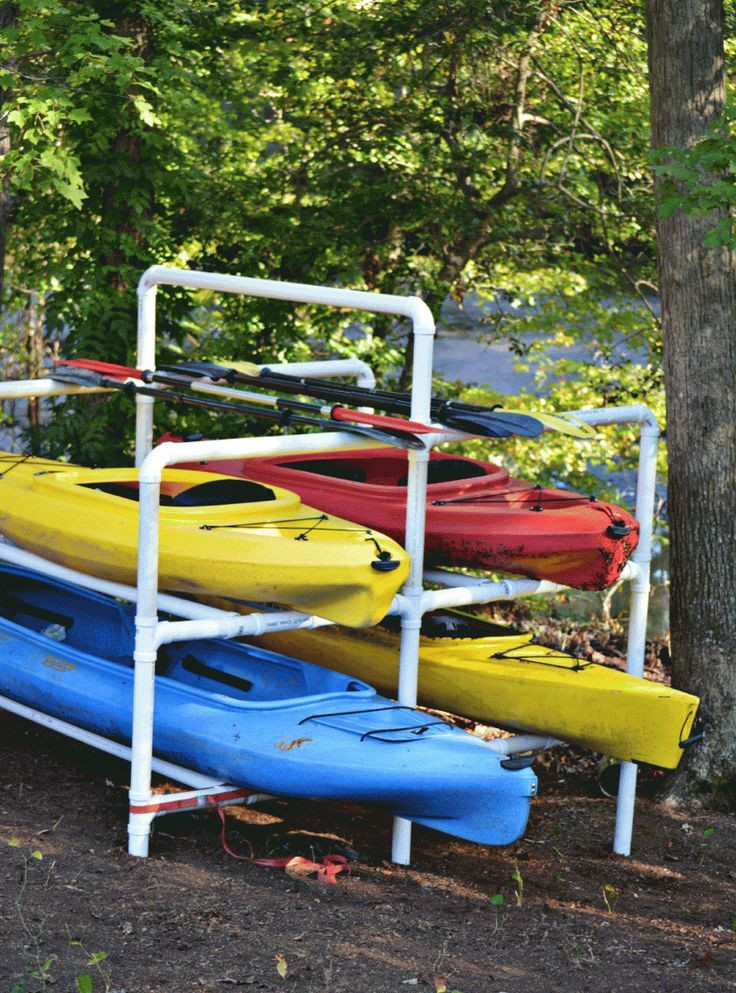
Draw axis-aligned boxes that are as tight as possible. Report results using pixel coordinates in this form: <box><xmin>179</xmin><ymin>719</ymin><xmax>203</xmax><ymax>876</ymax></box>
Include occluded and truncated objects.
<box><xmin>275</xmin><ymin>953</ymin><xmax>288</xmax><ymax>979</ymax></box>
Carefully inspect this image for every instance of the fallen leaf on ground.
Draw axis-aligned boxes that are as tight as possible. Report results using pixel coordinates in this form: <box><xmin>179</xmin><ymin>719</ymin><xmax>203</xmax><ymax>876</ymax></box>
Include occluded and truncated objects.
<box><xmin>275</xmin><ymin>953</ymin><xmax>288</xmax><ymax>979</ymax></box>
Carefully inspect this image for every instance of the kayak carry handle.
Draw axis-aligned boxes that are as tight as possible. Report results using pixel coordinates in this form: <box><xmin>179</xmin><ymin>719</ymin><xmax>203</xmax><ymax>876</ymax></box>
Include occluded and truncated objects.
<box><xmin>679</xmin><ymin>731</ymin><xmax>704</xmax><ymax>749</ymax></box>
<box><xmin>500</xmin><ymin>755</ymin><xmax>536</xmax><ymax>771</ymax></box>
<box><xmin>607</xmin><ymin>519</ymin><xmax>633</xmax><ymax>539</ymax></box>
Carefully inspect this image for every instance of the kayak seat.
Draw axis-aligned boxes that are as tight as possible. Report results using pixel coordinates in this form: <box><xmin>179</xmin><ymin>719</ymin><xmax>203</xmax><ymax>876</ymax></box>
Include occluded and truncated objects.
<box><xmin>170</xmin><ymin>479</ymin><xmax>276</xmax><ymax>506</ymax></box>
<box><xmin>397</xmin><ymin>459</ymin><xmax>488</xmax><ymax>487</ymax></box>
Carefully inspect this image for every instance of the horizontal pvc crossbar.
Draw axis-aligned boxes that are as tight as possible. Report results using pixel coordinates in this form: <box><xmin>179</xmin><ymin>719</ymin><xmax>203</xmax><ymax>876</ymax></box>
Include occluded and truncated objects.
<box><xmin>485</xmin><ymin>734</ymin><xmax>563</xmax><ymax>755</ymax></box>
<box><xmin>0</xmin><ymin>541</ymin><xmax>342</xmax><ymax>634</ymax></box>
<box><xmin>137</xmin><ymin>266</ymin><xmax>436</xmax><ymax>334</ymax></box>
<box><xmin>259</xmin><ymin>358</ymin><xmax>377</xmax><ymax>389</ymax></box>
<box><xmin>0</xmin><ymin>377</ymin><xmax>104</xmax><ymax>400</ymax></box>
<box><xmin>0</xmin><ymin>692</ymin><xmax>236</xmax><ymax>790</ymax></box>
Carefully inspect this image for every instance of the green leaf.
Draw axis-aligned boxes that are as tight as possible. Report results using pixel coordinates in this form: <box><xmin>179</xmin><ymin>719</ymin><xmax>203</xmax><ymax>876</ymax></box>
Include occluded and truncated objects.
<box><xmin>132</xmin><ymin>94</ymin><xmax>160</xmax><ymax>127</ymax></box>
<box><xmin>490</xmin><ymin>893</ymin><xmax>504</xmax><ymax>907</ymax></box>
<box><xmin>76</xmin><ymin>973</ymin><xmax>93</xmax><ymax>993</ymax></box>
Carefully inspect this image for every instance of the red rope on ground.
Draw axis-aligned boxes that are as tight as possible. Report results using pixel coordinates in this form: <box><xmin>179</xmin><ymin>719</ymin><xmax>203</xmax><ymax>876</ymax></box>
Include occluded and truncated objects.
<box><xmin>216</xmin><ymin>808</ymin><xmax>350</xmax><ymax>884</ymax></box>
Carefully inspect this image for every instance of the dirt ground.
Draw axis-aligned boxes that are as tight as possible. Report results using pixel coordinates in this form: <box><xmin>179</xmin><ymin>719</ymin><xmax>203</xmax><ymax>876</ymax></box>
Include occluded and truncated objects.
<box><xmin>1</xmin><ymin>712</ymin><xmax>734</xmax><ymax>993</ymax></box>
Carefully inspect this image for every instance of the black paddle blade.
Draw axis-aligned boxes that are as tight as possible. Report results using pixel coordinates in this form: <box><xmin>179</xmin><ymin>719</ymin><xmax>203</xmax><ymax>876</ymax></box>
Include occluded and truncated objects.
<box><xmin>163</xmin><ymin>360</ymin><xmax>239</xmax><ymax>382</ymax></box>
<box><xmin>313</xmin><ymin>419</ymin><xmax>426</xmax><ymax>451</ymax></box>
<box><xmin>440</xmin><ymin>405</ymin><xmax>545</xmax><ymax>438</ymax></box>
<box><xmin>47</xmin><ymin>366</ymin><xmax>108</xmax><ymax>387</ymax></box>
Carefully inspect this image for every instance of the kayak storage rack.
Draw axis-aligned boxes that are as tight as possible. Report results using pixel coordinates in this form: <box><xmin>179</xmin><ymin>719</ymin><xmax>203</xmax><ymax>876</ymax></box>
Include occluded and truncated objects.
<box><xmin>0</xmin><ymin>265</ymin><xmax>659</xmax><ymax>866</ymax></box>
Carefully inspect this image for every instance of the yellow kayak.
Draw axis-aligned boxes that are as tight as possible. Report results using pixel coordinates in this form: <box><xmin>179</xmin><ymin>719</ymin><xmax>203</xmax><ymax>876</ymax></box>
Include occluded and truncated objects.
<box><xmin>216</xmin><ymin>605</ymin><xmax>699</xmax><ymax>769</ymax></box>
<box><xmin>0</xmin><ymin>452</ymin><xmax>409</xmax><ymax>627</ymax></box>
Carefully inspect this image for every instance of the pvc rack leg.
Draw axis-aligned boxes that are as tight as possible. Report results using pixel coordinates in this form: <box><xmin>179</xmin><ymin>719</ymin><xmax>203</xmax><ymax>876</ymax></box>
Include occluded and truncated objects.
<box><xmin>127</xmin><ymin>657</ymin><xmax>157</xmax><ymax>857</ymax></box>
<box><xmin>613</xmin><ymin>761</ymin><xmax>639</xmax><ymax>855</ymax></box>
<box><xmin>613</xmin><ymin>419</ymin><xmax>658</xmax><ymax>856</ymax></box>
<box><xmin>391</xmin><ymin>816</ymin><xmax>413</xmax><ymax>865</ymax></box>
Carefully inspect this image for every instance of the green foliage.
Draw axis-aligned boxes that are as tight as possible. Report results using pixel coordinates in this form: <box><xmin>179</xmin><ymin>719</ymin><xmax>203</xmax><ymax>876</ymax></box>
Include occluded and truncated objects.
<box><xmin>653</xmin><ymin>105</ymin><xmax>736</xmax><ymax>248</ymax></box>
<box><xmin>1</xmin><ymin>0</ymin><xmax>657</xmax><ymax>463</ymax></box>
<box><xmin>439</xmin><ymin>266</ymin><xmax>664</xmax><ymax>502</ymax></box>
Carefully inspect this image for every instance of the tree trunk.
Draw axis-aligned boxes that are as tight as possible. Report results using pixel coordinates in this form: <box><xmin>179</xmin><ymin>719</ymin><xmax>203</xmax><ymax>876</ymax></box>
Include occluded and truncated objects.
<box><xmin>647</xmin><ymin>0</ymin><xmax>736</xmax><ymax>807</ymax></box>
<box><xmin>23</xmin><ymin>291</ymin><xmax>44</xmax><ymax>427</ymax></box>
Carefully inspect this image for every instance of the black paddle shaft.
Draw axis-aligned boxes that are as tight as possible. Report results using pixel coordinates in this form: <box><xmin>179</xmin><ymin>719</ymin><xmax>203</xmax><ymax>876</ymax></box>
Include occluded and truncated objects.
<box><xmin>48</xmin><ymin>368</ymin><xmax>426</xmax><ymax>451</ymax></box>
<box><xmin>164</xmin><ymin>361</ymin><xmax>544</xmax><ymax>439</ymax></box>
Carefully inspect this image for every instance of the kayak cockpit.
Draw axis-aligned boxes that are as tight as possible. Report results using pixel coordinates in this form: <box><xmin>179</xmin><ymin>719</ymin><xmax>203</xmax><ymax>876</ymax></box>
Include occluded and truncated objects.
<box><xmin>278</xmin><ymin>453</ymin><xmax>495</xmax><ymax>487</ymax></box>
<box><xmin>380</xmin><ymin>608</ymin><xmax>521</xmax><ymax>640</ymax></box>
<box><xmin>0</xmin><ymin>565</ymin><xmax>375</xmax><ymax>707</ymax></box>
<box><xmin>80</xmin><ymin>477</ymin><xmax>277</xmax><ymax>506</ymax></box>
<box><xmin>159</xmin><ymin>640</ymin><xmax>373</xmax><ymax>705</ymax></box>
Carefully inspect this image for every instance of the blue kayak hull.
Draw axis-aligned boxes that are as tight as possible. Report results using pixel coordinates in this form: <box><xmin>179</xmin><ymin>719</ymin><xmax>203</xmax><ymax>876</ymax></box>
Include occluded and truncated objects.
<box><xmin>0</xmin><ymin>564</ymin><xmax>536</xmax><ymax>845</ymax></box>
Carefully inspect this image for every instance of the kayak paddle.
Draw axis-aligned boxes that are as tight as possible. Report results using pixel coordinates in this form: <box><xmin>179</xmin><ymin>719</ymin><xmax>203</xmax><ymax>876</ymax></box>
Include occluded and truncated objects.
<box><xmin>165</xmin><ymin>359</ymin><xmax>595</xmax><ymax>440</ymax></box>
<box><xmin>47</xmin><ymin>365</ymin><xmax>427</xmax><ymax>451</ymax></box>
<box><xmin>54</xmin><ymin>358</ymin><xmax>449</xmax><ymax>438</ymax></box>
<box><xmin>168</xmin><ymin>361</ymin><xmax>543</xmax><ymax>438</ymax></box>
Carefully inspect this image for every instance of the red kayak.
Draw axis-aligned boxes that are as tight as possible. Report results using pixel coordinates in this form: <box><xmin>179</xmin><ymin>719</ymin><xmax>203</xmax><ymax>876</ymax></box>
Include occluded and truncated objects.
<box><xmin>161</xmin><ymin>439</ymin><xmax>639</xmax><ymax>590</ymax></box>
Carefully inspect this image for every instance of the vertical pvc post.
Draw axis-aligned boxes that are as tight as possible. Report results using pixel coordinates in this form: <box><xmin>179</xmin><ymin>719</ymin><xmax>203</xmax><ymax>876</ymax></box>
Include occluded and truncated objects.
<box><xmin>135</xmin><ymin>282</ymin><xmax>157</xmax><ymax>466</ymax></box>
<box><xmin>127</xmin><ymin>471</ymin><xmax>163</xmax><ymax>856</ymax></box>
<box><xmin>613</xmin><ymin>418</ymin><xmax>659</xmax><ymax>855</ymax></box>
<box><xmin>391</xmin><ymin>309</ymin><xmax>435</xmax><ymax>866</ymax></box>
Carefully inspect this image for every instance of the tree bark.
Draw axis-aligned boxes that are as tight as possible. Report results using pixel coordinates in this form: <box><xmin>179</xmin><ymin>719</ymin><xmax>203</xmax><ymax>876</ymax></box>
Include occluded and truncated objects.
<box><xmin>647</xmin><ymin>0</ymin><xmax>736</xmax><ymax>806</ymax></box>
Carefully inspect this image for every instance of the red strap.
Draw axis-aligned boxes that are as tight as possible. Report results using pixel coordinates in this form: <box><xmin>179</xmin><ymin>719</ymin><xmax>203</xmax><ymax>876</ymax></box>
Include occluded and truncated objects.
<box><xmin>216</xmin><ymin>808</ymin><xmax>350</xmax><ymax>884</ymax></box>
<box><xmin>130</xmin><ymin>787</ymin><xmax>253</xmax><ymax>815</ymax></box>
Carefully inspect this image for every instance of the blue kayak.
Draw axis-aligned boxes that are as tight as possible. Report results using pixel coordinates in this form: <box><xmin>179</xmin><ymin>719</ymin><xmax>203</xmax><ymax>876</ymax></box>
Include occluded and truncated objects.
<box><xmin>0</xmin><ymin>564</ymin><xmax>537</xmax><ymax>845</ymax></box>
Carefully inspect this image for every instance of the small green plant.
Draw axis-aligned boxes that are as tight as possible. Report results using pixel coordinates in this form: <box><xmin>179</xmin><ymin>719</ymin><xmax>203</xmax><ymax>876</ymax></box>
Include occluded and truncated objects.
<box><xmin>8</xmin><ymin>959</ymin><xmax>56</xmax><ymax>993</ymax></box>
<box><xmin>489</xmin><ymin>891</ymin><xmax>504</xmax><ymax>927</ymax></box>
<box><xmin>699</xmin><ymin>825</ymin><xmax>716</xmax><ymax>864</ymax></box>
<box><xmin>7</xmin><ymin>841</ymin><xmax>56</xmax><ymax>989</ymax></box>
<box><xmin>6</xmin><ymin>841</ymin><xmax>112</xmax><ymax>993</ymax></box>
<box><xmin>511</xmin><ymin>866</ymin><xmax>524</xmax><ymax>907</ymax></box>
<box><xmin>67</xmin><ymin>932</ymin><xmax>112</xmax><ymax>993</ymax></box>
<box><xmin>602</xmin><ymin>883</ymin><xmax>618</xmax><ymax>913</ymax></box>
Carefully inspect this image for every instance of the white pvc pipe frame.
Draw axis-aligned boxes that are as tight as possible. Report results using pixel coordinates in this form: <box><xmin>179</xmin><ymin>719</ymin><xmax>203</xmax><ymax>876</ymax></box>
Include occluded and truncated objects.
<box><xmin>0</xmin><ymin>267</ymin><xmax>658</xmax><ymax>863</ymax></box>
<box><xmin>135</xmin><ymin>268</ymin><xmax>658</xmax><ymax>862</ymax></box>
<box><xmin>133</xmin><ymin>266</ymin><xmax>439</xmax><ymax>861</ymax></box>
